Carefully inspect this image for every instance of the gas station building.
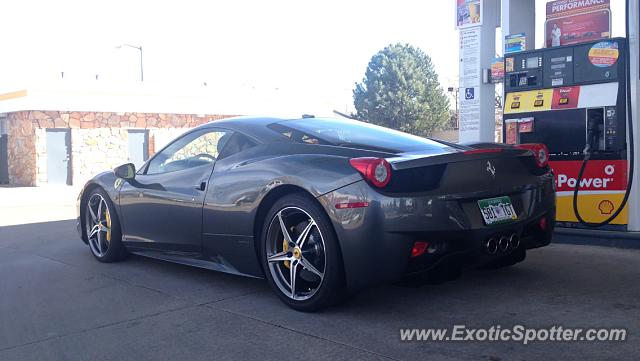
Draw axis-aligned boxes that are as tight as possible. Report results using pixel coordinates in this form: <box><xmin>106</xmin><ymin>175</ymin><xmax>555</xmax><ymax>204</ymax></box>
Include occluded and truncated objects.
<box><xmin>0</xmin><ymin>87</ymin><xmax>236</xmax><ymax>187</ymax></box>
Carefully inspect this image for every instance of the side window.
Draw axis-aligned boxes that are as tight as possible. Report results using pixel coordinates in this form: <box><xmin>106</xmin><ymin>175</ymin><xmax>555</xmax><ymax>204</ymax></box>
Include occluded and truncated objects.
<box><xmin>146</xmin><ymin>129</ymin><xmax>230</xmax><ymax>175</ymax></box>
<box><xmin>267</xmin><ymin>123</ymin><xmax>326</xmax><ymax>145</ymax></box>
<box><xmin>218</xmin><ymin>133</ymin><xmax>257</xmax><ymax>159</ymax></box>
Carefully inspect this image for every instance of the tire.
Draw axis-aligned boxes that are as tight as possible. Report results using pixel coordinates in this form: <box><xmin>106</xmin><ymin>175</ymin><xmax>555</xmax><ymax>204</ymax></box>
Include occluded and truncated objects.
<box><xmin>84</xmin><ymin>188</ymin><xmax>127</xmax><ymax>263</ymax></box>
<box><xmin>259</xmin><ymin>192</ymin><xmax>345</xmax><ymax>311</ymax></box>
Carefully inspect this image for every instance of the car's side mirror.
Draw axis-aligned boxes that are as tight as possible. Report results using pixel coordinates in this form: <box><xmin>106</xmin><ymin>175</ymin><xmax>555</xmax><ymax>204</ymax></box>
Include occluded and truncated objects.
<box><xmin>114</xmin><ymin>163</ymin><xmax>136</xmax><ymax>180</ymax></box>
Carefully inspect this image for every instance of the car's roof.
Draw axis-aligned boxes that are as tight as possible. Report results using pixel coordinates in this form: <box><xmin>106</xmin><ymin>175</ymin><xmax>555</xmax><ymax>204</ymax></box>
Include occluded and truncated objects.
<box><xmin>204</xmin><ymin>116</ymin><xmax>288</xmax><ymax>128</ymax></box>
<box><xmin>193</xmin><ymin>116</ymin><xmax>464</xmax><ymax>153</ymax></box>
<box><xmin>195</xmin><ymin>116</ymin><xmax>309</xmax><ymax>142</ymax></box>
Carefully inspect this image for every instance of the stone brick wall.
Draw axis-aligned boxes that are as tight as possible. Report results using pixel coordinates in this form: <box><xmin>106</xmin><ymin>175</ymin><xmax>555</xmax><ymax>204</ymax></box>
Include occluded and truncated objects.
<box><xmin>4</xmin><ymin>110</ymin><xmax>236</xmax><ymax>186</ymax></box>
<box><xmin>71</xmin><ymin>128</ymin><xmax>129</xmax><ymax>186</ymax></box>
<box><xmin>6</xmin><ymin>112</ymin><xmax>36</xmax><ymax>185</ymax></box>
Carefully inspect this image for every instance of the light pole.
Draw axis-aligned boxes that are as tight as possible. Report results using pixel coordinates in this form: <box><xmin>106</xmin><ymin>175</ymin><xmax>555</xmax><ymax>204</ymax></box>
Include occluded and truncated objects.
<box><xmin>116</xmin><ymin>44</ymin><xmax>143</xmax><ymax>82</ymax></box>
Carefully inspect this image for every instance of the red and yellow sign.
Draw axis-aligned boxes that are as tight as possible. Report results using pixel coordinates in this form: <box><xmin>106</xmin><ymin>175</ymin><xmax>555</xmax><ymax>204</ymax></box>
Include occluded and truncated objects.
<box><xmin>504</xmin><ymin>89</ymin><xmax>553</xmax><ymax>114</ymax></box>
<box><xmin>546</xmin><ymin>0</ymin><xmax>610</xmax><ymax>19</ymax></box>
<box><xmin>550</xmin><ymin>160</ymin><xmax>628</xmax><ymax>224</ymax></box>
<box><xmin>551</xmin><ymin>86</ymin><xmax>581</xmax><ymax>109</ymax></box>
<box><xmin>505</xmin><ymin>83</ymin><xmax>617</xmax><ymax>114</ymax></box>
<box><xmin>588</xmin><ymin>41</ymin><xmax>619</xmax><ymax>67</ymax></box>
<box><xmin>545</xmin><ymin>0</ymin><xmax>611</xmax><ymax>47</ymax></box>
<box><xmin>491</xmin><ymin>58</ymin><xmax>504</xmax><ymax>83</ymax></box>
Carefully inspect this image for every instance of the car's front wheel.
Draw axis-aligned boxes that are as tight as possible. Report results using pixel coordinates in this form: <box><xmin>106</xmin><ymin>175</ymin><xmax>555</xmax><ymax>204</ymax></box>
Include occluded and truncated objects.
<box><xmin>260</xmin><ymin>193</ymin><xmax>345</xmax><ymax>311</ymax></box>
<box><xmin>84</xmin><ymin>188</ymin><xmax>127</xmax><ymax>262</ymax></box>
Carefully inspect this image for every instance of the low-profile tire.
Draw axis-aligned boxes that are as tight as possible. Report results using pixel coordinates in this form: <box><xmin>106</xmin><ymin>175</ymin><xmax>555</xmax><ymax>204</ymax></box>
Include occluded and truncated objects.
<box><xmin>482</xmin><ymin>248</ymin><xmax>526</xmax><ymax>270</ymax></box>
<box><xmin>84</xmin><ymin>188</ymin><xmax>127</xmax><ymax>263</ymax></box>
<box><xmin>259</xmin><ymin>192</ymin><xmax>345</xmax><ymax>312</ymax></box>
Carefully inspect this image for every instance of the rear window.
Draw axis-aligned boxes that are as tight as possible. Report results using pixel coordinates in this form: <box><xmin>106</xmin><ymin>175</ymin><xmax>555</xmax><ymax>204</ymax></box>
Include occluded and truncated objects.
<box><xmin>268</xmin><ymin>118</ymin><xmax>454</xmax><ymax>154</ymax></box>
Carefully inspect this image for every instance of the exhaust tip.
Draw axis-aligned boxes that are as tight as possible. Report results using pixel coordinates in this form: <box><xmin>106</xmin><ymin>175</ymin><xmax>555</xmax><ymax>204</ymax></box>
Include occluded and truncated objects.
<box><xmin>498</xmin><ymin>236</ymin><xmax>510</xmax><ymax>252</ymax></box>
<box><xmin>509</xmin><ymin>233</ymin><xmax>520</xmax><ymax>250</ymax></box>
<box><xmin>485</xmin><ymin>238</ymin><xmax>498</xmax><ymax>255</ymax></box>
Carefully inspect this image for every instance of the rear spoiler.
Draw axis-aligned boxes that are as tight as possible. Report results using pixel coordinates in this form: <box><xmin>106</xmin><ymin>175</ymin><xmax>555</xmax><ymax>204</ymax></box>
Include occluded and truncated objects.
<box><xmin>386</xmin><ymin>146</ymin><xmax>530</xmax><ymax>170</ymax></box>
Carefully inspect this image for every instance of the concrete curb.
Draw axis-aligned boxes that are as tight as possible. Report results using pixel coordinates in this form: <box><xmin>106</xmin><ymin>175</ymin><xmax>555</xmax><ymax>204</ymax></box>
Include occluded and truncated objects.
<box><xmin>553</xmin><ymin>227</ymin><xmax>640</xmax><ymax>250</ymax></box>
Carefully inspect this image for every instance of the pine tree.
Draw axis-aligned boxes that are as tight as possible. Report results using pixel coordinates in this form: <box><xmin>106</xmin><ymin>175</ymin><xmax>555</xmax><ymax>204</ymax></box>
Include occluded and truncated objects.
<box><xmin>353</xmin><ymin>43</ymin><xmax>450</xmax><ymax>137</ymax></box>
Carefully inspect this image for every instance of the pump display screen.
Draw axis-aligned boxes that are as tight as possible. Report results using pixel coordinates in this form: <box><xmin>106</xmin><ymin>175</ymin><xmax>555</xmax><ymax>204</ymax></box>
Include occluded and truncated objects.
<box><xmin>526</xmin><ymin>57</ymin><xmax>539</xmax><ymax>69</ymax></box>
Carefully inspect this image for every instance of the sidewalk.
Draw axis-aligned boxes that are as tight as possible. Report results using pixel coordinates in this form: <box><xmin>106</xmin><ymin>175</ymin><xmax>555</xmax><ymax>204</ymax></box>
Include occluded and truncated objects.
<box><xmin>0</xmin><ymin>185</ymin><xmax>80</xmax><ymax>226</ymax></box>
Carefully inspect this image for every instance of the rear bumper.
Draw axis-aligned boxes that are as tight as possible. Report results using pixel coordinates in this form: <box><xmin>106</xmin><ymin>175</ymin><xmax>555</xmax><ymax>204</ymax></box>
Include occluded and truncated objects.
<box><xmin>318</xmin><ymin>173</ymin><xmax>556</xmax><ymax>291</ymax></box>
<box><xmin>403</xmin><ymin>209</ymin><xmax>554</xmax><ymax>276</ymax></box>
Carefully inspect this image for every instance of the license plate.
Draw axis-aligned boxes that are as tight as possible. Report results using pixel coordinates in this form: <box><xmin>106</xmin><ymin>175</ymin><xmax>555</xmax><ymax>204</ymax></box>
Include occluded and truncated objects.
<box><xmin>478</xmin><ymin>196</ymin><xmax>517</xmax><ymax>225</ymax></box>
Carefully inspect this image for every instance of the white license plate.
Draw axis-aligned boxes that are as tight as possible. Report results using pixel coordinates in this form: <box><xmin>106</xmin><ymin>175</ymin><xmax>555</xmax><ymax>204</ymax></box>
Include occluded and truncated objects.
<box><xmin>478</xmin><ymin>196</ymin><xmax>517</xmax><ymax>225</ymax></box>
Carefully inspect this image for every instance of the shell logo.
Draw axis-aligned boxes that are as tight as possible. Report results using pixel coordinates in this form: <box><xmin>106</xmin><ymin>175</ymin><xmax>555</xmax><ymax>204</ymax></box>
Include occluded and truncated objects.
<box><xmin>598</xmin><ymin>200</ymin><xmax>615</xmax><ymax>215</ymax></box>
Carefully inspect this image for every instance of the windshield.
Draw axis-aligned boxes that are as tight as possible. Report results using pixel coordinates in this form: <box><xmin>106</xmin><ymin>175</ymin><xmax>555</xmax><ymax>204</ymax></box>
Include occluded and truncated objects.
<box><xmin>269</xmin><ymin>118</ymin><xmax>455</xmax><ymax>154</ymax></box>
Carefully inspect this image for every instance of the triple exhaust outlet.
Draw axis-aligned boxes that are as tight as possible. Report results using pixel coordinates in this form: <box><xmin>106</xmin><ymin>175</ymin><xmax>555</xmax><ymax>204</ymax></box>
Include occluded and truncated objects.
<box><xmin>483</xmin><ymin>233</ymin><xmax>519</xmax><ymax>255</ymax></box>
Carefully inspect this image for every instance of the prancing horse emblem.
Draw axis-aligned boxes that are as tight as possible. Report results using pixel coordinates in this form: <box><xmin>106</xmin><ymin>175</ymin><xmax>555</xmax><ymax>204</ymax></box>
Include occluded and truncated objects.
<box><xmin>486</xmin><ymin>161</ymin><xmax>496</xmax><ymax>177</ymax></box>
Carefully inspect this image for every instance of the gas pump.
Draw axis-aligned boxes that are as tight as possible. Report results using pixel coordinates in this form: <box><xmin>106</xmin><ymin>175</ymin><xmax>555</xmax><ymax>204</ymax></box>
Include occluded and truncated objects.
<box><xmin>503</xmin><ymin>37</ymin><xmax>633</xmax><ymax>230</ymax></box>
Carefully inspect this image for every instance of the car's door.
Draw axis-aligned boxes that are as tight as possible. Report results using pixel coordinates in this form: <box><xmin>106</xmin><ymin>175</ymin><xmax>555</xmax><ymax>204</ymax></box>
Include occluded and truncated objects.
<box><xmin>119</xmin><ymin>128</ymin><xmax>232</xmax><ymax>253</ymax></box>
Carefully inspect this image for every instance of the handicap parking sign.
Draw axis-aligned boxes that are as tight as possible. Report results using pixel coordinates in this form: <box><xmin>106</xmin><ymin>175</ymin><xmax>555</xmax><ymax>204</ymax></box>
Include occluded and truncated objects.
<box><xmin>464</xmin><ymin>87</ymin><xmax>475</xmax><ymax>100</ymax></box>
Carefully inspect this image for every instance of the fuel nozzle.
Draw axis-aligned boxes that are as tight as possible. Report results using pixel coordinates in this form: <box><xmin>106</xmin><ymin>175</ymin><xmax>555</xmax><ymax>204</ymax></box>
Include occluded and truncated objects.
<box><xmin>584</xmin><ymin>109</ymin><xmax>604</xmax><ymax>155</ymax></box>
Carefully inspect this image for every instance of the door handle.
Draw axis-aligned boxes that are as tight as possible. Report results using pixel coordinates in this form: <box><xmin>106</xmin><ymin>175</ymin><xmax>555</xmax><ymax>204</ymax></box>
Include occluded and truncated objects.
<box><xmin>195</xmin><ymin>181</ymin><xmax>206</xmax><ymax>191</ymax></box>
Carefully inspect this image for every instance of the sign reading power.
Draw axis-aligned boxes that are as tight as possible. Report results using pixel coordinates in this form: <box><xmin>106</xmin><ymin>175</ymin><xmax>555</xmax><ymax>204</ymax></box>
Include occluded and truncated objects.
<box><xmin>550</xmin><ymin>160</ymin><xmax>628</xmax><ymax>224</ymax></box>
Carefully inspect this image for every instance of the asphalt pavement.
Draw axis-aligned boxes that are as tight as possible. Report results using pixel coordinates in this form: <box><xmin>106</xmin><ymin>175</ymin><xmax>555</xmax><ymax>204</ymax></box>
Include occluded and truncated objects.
<box><xmin>1</xmin><ymin>218</ymin><xmax>639</xmax><ymax>360</ymax></box>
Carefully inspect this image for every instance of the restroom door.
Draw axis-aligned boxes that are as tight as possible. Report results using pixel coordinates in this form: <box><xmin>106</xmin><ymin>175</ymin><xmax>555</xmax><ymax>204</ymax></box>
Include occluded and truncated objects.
<box><xmin>128</xmin><ymin>130</ymin><xmax>148</xmax><ymax>169</ymax></box>
<box><xmin>46</xmin><ymin>129</ymin><xmax>71</xmax><ymax>184</ymax></box>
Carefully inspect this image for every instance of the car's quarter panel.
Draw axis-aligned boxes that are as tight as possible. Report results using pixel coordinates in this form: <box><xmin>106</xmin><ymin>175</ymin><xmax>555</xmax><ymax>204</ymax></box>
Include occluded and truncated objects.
<box><xmin>201</xmin><ymin>143</ymin><xmax>364</xmax><ymax>277</ymax></box>
<box><xmin>318</xmin><ymin>181</ymin><xmax>415</xmax><ymax>291</ymax></box>
<box><xmin>118</xmin><ymin>164</ymin><xmax>215</xmax><ymax>253</ymax></box>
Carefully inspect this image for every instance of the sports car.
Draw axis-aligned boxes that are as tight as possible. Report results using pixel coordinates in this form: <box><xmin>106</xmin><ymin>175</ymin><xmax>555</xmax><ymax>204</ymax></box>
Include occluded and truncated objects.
<box><xmin>77</xmin><ymin>116</ymin><xmax>555</xmax><ymax>311</ymax></box>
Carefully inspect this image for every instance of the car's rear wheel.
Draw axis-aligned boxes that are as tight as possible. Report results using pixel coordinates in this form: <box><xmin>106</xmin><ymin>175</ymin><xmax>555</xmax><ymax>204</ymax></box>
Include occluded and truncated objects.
<box><xmin>260</xmin><ymin>193</ymin><xmax>344</xmax><ymax>311</ymax></box>
<box><xmin>85</xmin><ymin>188</ymin><xmax>127</xmax><ymax>262</ymax></box>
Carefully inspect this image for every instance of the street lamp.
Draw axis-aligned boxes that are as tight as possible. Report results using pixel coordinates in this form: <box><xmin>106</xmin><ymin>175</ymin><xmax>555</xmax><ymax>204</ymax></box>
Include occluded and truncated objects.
<box><xmin>116</xmin><ymin>44</ymin><xmax>143</xmax><ymax>82</ymax></box>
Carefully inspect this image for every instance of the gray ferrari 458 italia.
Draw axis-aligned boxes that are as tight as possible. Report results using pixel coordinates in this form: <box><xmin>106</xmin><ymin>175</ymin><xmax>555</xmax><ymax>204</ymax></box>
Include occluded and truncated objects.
<box><xmin>77</xmin><ymin>116</ymin><xmax>555</xmax><ymax>311</ymax></box>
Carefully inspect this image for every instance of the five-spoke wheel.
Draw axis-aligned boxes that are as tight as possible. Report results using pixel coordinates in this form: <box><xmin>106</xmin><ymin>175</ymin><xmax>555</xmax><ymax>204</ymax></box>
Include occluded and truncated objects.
<box><xmin>261</xmin><ymin>193</ymin><xmax>344</xmax><ymax>311</ymax></box>
<box><xmin>266</xmin><ymin>206</ymin><xmax>326</xmax><ymax>301</ymax></box>
<box><xmin>86</xmin><ymin>193</ymin><xmax>112</xmax><ymax>258</ymax></box>
<box><xmin>84</xmin><ymin>188</ymin><xmax>126</xmax><ymax>262</ymax></box>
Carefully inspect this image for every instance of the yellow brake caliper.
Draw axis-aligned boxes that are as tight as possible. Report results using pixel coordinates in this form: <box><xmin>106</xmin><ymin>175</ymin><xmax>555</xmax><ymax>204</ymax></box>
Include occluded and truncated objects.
<box><xmin>283</xmin><ymin>238</ymin><xmax>290</xmax><ymax>269</ymax></box>
<box><xmin>105</xmin><ymin>207</ymin><xmax>112</xmax><ymax>242</ymax></box>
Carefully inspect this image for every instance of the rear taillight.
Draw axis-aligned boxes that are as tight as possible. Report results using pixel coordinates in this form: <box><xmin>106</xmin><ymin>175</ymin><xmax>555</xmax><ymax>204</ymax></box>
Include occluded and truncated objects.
<box><xmin>411</xmin><ymin>241</ymin><xmax>429</xmax><ymax>258</ymax></box>
<box><xmin>539</xmin><ymin>216</ymin><xmax>548</xmax><ymax>231</ymax></box>
<box><xmin>515</xmin><ymin>143</ymin><xmax>549</xmax><ymax>168</ymax></box>
<box><xmin>349</xmin><ymin>157</ymin><xmax>392</xmax><ymax>188</ymax></box>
